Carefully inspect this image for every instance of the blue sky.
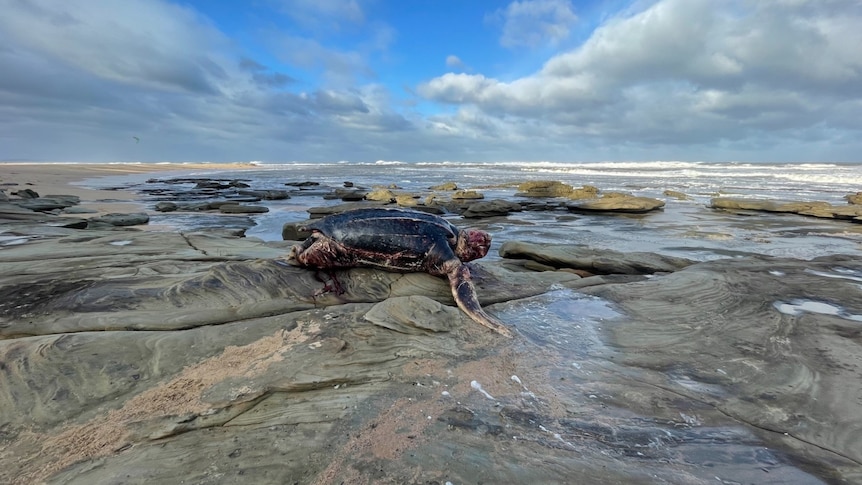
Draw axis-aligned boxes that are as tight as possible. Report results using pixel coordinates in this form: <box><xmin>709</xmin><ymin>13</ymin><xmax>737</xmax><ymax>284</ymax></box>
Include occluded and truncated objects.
<box><xmin>1</xmin><ymin>0</ymin><xmax>861</xmax><ymax>163</ymax></box>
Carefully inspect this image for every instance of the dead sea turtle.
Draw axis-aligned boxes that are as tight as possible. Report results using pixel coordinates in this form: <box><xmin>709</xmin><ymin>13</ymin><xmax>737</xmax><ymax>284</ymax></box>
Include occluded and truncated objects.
<box><xmin>287</xmin><ymin>208</ymin><xmax>512</xmax><ymax>337</ymax></box>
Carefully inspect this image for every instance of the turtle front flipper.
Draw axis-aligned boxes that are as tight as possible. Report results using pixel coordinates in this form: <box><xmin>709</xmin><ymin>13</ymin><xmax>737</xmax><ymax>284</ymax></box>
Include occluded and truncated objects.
<box><xmin>447</xmin><ymin>263</ymin><xmax>513</xmax><ymax>338</ymax></box>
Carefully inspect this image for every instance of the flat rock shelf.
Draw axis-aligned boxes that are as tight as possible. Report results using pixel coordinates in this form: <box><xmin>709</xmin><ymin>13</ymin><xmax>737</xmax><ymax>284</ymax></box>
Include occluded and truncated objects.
<box><xmin>1</xmin><ymin>224</ymin><xmax>861</xmax><ymax>484</ymax></box>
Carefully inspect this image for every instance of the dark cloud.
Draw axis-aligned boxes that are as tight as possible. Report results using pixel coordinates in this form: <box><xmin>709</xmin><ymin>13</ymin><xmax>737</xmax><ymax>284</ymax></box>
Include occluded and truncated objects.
<box><xmin>313</xmin><ymin>90</ymin><xmax>369</xmax><ymax>113</ymax></box>
<box><xmin>239</xmin><ymin>57</ymin><xmax>268</xmax><ymax>72</ymax></box>
<box><xmin>252</xmin><ymin>72</ymin><xmax>295</xmax><ymax>88</ymax></box>
<box><xmin>240</xmin><ymin>57</ymin><xmax>296</xmax><ymax>88</ymax></box>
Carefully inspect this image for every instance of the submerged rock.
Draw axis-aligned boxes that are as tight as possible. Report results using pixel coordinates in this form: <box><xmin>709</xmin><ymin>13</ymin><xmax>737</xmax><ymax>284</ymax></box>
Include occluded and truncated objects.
<box><xmin>664</xmin><ymin>189</ymin><xmax>692</xmax><ymax>200</ymax></box>
<box><xmin>429</xmin><ymin>181</ymin><xmax>458</xmax><ymax>191</ymax></box>
<box><xmin>236</xmin><ymin>189</ymin><xmax>290</xmax><ymax>200</ymax></box>
<box><xmin>219</xmin><ymin>204</ymin><xmax>269</xmax><ymax>214</ymax></box>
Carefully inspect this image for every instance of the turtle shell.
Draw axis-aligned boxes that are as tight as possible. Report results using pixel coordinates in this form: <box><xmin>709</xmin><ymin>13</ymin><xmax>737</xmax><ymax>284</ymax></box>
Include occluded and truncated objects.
<box><xmin>303</xmin><ymin>208</ymin><xmax>460</xmax><ymax>258</ymax></box>
<box><xmin>305</xmin><ymin>208</ymin><xmax>459</xmax><ymax>273</ymax></box>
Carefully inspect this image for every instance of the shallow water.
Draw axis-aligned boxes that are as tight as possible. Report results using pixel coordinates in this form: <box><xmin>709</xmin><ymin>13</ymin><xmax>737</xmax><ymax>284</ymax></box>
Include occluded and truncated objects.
<box><xmin>499</xmin><ymin>288</ymin><xmax>619</xmax><ymax>354</ymax></box>
<box><xmin>78</xmin><ymin>161</ymin><xmax>862</xmax><ymax>262</ymax></box>
<box><xmin>471</xmin><ymin>289</ymin><xmax>833</xmax><ymax>483</ymax></box>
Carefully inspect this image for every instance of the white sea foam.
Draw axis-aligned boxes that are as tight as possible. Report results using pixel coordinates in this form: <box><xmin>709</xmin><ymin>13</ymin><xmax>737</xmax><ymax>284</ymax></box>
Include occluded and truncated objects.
<box><xmin>774</xmin><ymin>299</ymin><xmax>862</xmax><ymax>322</ymax></box>
<box><xmin>470</xmin><ymin>380</ymin><xmax>495</xmax><ymax>400</ymax></box>
<box><xmin>805</xmin><ymin>268</ymin><xmax>862</xmax><ymax>283</ymax></box>
<box><xmin>0</xmin><ymin>236</ymin><xmax>29</xmax><ymax>246</ymax></box>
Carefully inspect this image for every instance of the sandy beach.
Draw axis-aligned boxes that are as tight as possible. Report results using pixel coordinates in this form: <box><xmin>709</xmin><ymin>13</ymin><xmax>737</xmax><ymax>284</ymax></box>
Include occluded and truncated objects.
<box><xmin>0</xmin><ymin>163</ymin><xmax>255</xmax><ymax>217</ymax></box>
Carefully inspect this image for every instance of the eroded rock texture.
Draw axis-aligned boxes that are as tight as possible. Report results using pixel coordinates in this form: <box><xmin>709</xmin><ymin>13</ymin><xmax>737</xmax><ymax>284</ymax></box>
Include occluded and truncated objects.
<box><xmin>1</xmin><ymin>229</ymin><xmax>860</xmax><ymax>484</ymax></box>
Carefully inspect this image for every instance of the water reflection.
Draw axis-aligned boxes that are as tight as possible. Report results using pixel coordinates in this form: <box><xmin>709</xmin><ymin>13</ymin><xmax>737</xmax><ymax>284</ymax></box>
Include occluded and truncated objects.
<box><xmin>480</xmin><ymin>289</ymin><xmax>829</xmax><ymax>484</ymax></box>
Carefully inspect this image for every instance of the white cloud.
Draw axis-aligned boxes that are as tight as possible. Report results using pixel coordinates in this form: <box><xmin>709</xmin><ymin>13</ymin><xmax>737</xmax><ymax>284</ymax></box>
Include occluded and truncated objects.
<box><xmin>0</xmin><ymin>0</ymin><xmax>230</xmax><ymax>94</ymax></box>
<box><xmin>445</xmin><ymin>55</ymin><xmax>466</xmax><ymax>70</ymax></box>
<box><xmin>417</xmin><ymin>74</ymin><xmax>501</xmax><ymax>104</ymax></box>
<box><xmin>490</xmin><ymin>0</ymin><xmax>579</xmax><ymax>48</ymax></box>
<box><xmin>421</xmin><ymin>0</ymin><xmax>862</xmax><ymax>152</ymax></box>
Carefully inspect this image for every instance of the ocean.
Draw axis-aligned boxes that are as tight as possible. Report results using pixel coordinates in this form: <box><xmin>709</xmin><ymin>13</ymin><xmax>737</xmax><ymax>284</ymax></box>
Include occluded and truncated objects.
<box><xmin>79</xmin><ymin>161</ymin><xmax>862</xmax><ymax>261</ymax></box>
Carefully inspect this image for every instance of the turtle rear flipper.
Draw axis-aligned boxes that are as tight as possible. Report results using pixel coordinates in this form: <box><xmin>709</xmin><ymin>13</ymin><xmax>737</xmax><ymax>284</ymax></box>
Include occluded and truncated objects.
<box><xmin>448</xmin><ymin>264</ymin><xmax>513</xmax><ymax>338</ymax></box>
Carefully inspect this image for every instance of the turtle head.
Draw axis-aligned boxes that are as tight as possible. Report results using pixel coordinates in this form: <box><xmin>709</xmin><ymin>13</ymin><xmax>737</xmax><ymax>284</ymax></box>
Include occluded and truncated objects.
<box><xmin>455</xmin><ymin>229</ymin><xmax>491</xmax><ymax>262</ymax></box>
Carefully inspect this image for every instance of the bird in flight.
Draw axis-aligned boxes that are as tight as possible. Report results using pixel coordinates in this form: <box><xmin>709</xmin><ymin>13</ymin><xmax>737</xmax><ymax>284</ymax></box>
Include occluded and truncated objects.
<box><xmin>132</xmin><ymin>136</ymin><xmax>140</xmax><ymax>143</ymax></box>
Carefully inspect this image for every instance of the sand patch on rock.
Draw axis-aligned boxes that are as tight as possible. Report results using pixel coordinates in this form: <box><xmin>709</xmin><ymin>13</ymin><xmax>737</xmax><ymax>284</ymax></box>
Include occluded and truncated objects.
<box><xmin>14</xmin><ymin>323</ymin><xmax>318</xmax><ymax>485</ymax></box>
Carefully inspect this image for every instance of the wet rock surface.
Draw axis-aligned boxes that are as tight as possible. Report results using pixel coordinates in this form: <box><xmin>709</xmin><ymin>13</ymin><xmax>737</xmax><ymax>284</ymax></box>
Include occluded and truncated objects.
<box><xmin>1</xmin><ymin>224</ymin><xmax>861</xmax><ymax>484</ymax></box>
<box><xmin>711</xmin><ymin>197</ymin><xmax>862</xmax><ymax>221</ymax></box>
<box><xmin>567</xmin><ymin>195</ymin><xmax>666</xmax><ymax>213</ymax></box>
<box><xmin>90</xmin><ymin>174</ymin><xmax>862</xmax><ymax>248</ymax></box>
<box><xmin>3</xmin><ymin>173</ymin><xmax>862</xmax><ymax>483</ymax></box>
<box><xmin>461</xmin><ymin>199</ymin><xmax>523</xmax><ymax>218</ymax></box>
<box><xmin>515</xmin><ymin>180</ymin><xmax>576</xmax><ymax>198</ymax></box>
<box><xmin>1</xmin><ymin>192</ymin><xmax>149</xmax><ymax>229</ymax></box>
<box><xmin>87</xmin><ymin>212</ymin><xmax>150</xmax><ymax>227</ymax></box>
<box><xmin>499</xmin><ymin>240</ymin><xmax>696</xmax><ymax>274</ymax></box>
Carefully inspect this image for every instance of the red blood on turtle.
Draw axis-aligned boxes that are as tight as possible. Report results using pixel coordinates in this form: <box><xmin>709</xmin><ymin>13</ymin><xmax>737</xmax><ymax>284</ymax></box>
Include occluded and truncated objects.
<box><xmin>287</xmin><ymin>208</ymin><xmax>512</xmax><ymax>337</ymax></box>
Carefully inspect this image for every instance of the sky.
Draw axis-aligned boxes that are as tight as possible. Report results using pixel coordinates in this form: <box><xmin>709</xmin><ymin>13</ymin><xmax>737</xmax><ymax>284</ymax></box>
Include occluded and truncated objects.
<box><xmin>1</xmin><ymin>0</ymin><xmax>861</xmax><ymax>163</ymax></box>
